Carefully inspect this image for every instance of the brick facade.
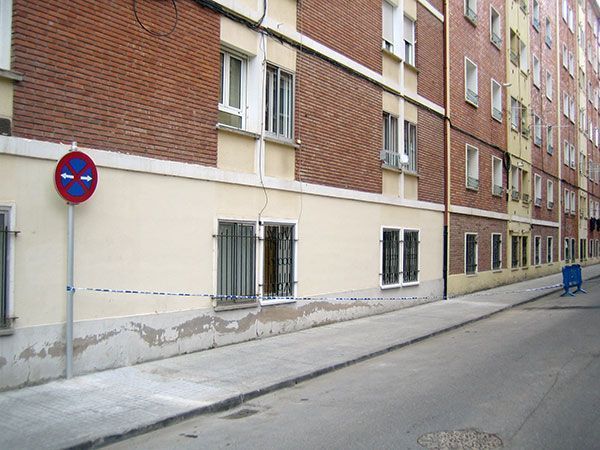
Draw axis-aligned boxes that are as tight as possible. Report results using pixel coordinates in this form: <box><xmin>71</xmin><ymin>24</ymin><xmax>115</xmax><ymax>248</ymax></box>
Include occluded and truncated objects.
<box><xmin>12</xmin><ymin>0</ymin><xmax>220</xmax><ymax>166</ymax></box>
<box><xmin>416</xmin><ymin>3</ymin><xmax>444</xmax><ymax>107</ymax></box>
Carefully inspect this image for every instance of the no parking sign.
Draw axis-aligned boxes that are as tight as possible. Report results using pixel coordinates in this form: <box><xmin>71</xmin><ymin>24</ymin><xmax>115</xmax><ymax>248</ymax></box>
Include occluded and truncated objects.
<box><xmin>54</xmin><ymin>151</ymin><xmax>98</xmax><ymax>204</ymax></box>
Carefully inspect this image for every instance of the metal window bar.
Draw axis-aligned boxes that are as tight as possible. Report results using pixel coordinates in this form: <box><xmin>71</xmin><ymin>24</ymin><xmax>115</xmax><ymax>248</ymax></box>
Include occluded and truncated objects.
<box><xmin>491</xmin><ymin>32</ymin><xmax>502</xmax><ymax>47</ymax></box>
<box><xmin>510</xmin><ymin>50</ymin><xmax>519</xmax><ymax>66</ymax></box>
<box><xmin>521</xmin><ymin>237</ymin><xmax>528</xmax><ymax>267</ymax></box>
<box><xmin>511</xmin><ymin>237</ymin><xmax>520</xmax><ymax>268</ymax></box>
<box><xmin>403</xmin><ymin>231</ymin><xmax>419</xmax><ymax>283</ymax></box>
<box><xmin>492</xmin><ymin>235</ymin><xmax>502</xmax><ymax>270</ymax></box>
<box><xmin>404</xmin><ymin>122</ymin><xmax>417</xmax><ymax>172</ymax></box>
<box><xmin>263</xmin><ymin>225</ymin><xmax>294</xmax><ymax>297</ymax></box>
<box><xmin>466</xmin><ymin>88</ymin><xmax>479</xmax><ymax>105</ymax></box>
<box><xmin>511</xmin><ymin>188</ymin><xmax>520</xmax><ymax>201</ymax></box>
<box><xmin>493</xmin><ymin>184</ymin><xmax>503</xmax><ymax>196</ymax></box>
<box><xmin>465</xmin><ymin>235</ymin><xmax>477</xmax><ymax>274</ymax></box>
<box><xmin>382</xmin><ymin>230</ymin><xmax>400</xmax><ymax>285</ymax></box>
<box><xmin>467</xmin><ymin>176</ymin><xmax>479</xmax><ymax>190</ymax></box>
<box><xmin>465</xmin><ymin>4</ymin><xmax>477</xmax><ymax>23</ymax></box>
<box><xmin>0</xmin><ymin>222</ymin><xmax>7</xmax><ymax>328</ymax></box>
<box><xmin>492</xmin><ymin>107</ymin><xmax>503</xmax><ymax>121</ymax></box>
<box><xmin>522</xmin><ymin>193</ymin><xmax>530</xmax><ymax>204</ymax></box>
<box><xmin>216</xmin><ymin>223</ymin><xmax>256</xmax><ymax>303</ymax></box>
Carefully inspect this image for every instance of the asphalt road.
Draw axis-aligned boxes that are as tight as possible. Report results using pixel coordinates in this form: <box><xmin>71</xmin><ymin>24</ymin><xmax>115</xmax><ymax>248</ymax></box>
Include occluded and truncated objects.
<box><xmin>109</xmin><ymin>279</ymin><xmax>600</xmax><ymax>450</ymax></box>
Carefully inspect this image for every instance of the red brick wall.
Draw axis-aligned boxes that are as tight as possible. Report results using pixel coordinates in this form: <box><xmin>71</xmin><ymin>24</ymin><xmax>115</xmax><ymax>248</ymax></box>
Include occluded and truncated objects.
<box><xmin>416</xmin><ymin>4</ymin><xmax>444</xmax><ymax>107</ymax></box>
<box><xmin>297</xmin><ymin>0</ymin><xmax>381</xmax><ymax>73</ymax></box>
<box><xmin>12</xmin><ymin>0</ymin><xmax>220</xmax><ymax>166</ymax></box>
<box><xmin>449</xmin><ymin>213</ymin><xmax>507</xmax><ymax>275</ymax></box>
<box><xmin>531</xmin><ymin>226</ymin><xmax>559</xmax><ymax>264</ymax></box>
<box><xmin>295</xmin><ymin>53</ymin><xmax>382</xmax><ymax>193</ymax></box>
<box><xmin>417</xmin><ymin>108</ymin><xmax>445</xmax><ymax>204</ymax></box>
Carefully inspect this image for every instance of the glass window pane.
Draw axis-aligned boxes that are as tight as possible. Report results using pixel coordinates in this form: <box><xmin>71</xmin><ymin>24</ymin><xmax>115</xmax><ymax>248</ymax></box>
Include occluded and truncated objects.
<box><xmin>229</xmin><ymin>56</ymin><xmax>242</xmax><ymax>109</ymax></box>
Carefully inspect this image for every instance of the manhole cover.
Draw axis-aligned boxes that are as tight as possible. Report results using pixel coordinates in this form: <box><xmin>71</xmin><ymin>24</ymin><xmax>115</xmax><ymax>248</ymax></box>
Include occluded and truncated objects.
<box><xmin>417</xmin><ymin>429</ymin><xmax>503</xmax><ymax>449</ymax></box>
<box><xmin>222</xmin><ymin>408</ymin><xmax>260</xmax><ymax>420</ymax></box>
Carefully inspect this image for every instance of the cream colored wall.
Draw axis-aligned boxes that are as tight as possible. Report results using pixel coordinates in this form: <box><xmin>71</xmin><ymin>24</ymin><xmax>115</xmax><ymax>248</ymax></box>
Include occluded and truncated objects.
<box><xmin>1</xmin><ymin>152</ymin><xmax>444</xmax><ymax>328</ymax></box>
<box><xmin>220</xmin><ymin>17</ymin><xmax>258</xmax><ymax>55</ymax></box>
<box><xmin>405</xmin><ymin>67</ymin><xmax>418</xmax><ymax>94</ymax></box>
<box><xmin>267</xmin><ymin>0</ymin><xmax>296</xmax><ymax>29</ymax></box>
<box><xmin>405</xmin><ymin>102</ymin><xmax>418</xmax><ymax>123</ymax></box>
<box><xmin>217</xmin><ymin>130</ymin><xmax>256</xmax><ymax>173</ymax></box>
<box><xmin>404</xmin><ymin>175</ymin><xmax>418</xmax><ymax>199</ymax></box>
<box><xmin>383</xmin><ymin>92</ymin><xmax>399</xmax><ymax>116</ymax></box>
<box><xmin>267</xmin><ymin>37</ymin><xmax>296</xmax><ymax>71</ymax></box>
<box><xmin>265</xmin><ymin>141</ymin><xmax>295</xmax><ymax>180</ymax></box>
<box><xmin>0</xmin><ymin>79</ymin><xmax>13</xmax><ymax>118</ymax></box>
<box><xmin>382</xmin><ymin>170</ymin><xmax>400</xmax><ymax>196</ymax></box>
<box><xmin>405</xmin><ymin>0</ymin><xmax>417</xmax><ymax>19</ymax></box>
<box><xmin>383</xmin><ymin>54</ymin><xmax>400</xmax><ymax>83</ymax></box>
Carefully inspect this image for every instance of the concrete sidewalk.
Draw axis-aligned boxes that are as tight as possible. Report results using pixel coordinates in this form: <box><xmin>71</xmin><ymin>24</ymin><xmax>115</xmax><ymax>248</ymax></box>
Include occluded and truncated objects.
<box><xmin>1</xmin><ymin>266</ymin><xmax>599</xmax><ymax>450</ymax></box>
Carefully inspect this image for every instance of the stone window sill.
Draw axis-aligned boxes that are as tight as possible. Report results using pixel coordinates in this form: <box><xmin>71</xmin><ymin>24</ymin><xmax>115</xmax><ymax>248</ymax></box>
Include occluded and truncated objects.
<box><xmin>0</xmin><ymin>69</ymin><xmax>24</xmax><ymax>82</ymax></box>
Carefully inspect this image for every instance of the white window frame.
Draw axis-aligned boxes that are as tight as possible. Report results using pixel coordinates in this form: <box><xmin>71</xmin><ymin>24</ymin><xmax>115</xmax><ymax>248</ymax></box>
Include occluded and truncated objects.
<box><xmin>464</xmin><ymin>0</ymin><xmax>478</xmax><ymax>24</ymax></box>
<box><xmin>219</xmin><ymin>49</ymin><xmax>247</xmax><ymax>129</ymax></box>
<box><xmin>534</xmin><ymin>174</ymin><xmax>542</xmax><ymax>206</ymax></box>
<box><xmin>0</xmin><ymin>0</ymin><xmax>11</xmax><ymax>70</ymax></box>
<box><xmin>265</xmin><ymin>64</ymin><xmax>295</xmax><ymax>140</ymax></box>
<box><xmin>547</xmin><ymin>179</ymin><xmax>554</xmax><ymax>209</ymax></box>
<box><xmin>546</xmin><ymin>71</ymin><xmax>553</xmax><ymax>100</ymax></box>
<box><xmin>547</xmin><ymin>236</ymin><xmax>553</xmax><ymax>263</ymax></box>
<box><xmin>532</xmin><ymin>0</ymin><xmax>540</xmax><ymax>30</ymax></box>
<box><xmin>546</xmin><ymin>125</ymin><xmax>554</xmax><ymax>154</ymax></box>
<box><xmin>568</xmin><ymin>51</ymin><xmax>574</xmax><ymax>77</ymax></box>
<box><xmin>532</xmin><ymin>55</ymin><xmax>541</xmax><ymax>88</ymax></box>
<box><xmin>464</xmin><ymin>57</ymin><xmax>479</xmax><ymax>107</ymax></box>
<box><xmin>562</xmin><ymin>0</ymin><xmax>568</xmax><ymax>21</ymax></box>
<box><xmin>565</xmin><ymin>188</ymin><xmax>570</xmax><ymax>213</ymax></box>
<box><xmin>492</xmin><ymin>156</ymin><xmax>503</xmax><ymax>196</ymax></box>
<box><xmin>404</xmin><ymin>120</ymin><xmax>418</xmax><ymax>173</ymax></box>
<box><xmin>564</xmin><ymin>140</ymin><xmax>570</xmax><ymax>166</ymax></box>
<box><xmin>534</xmin><ymin>235</ymin><xmax>542</xmax><ymax>266</ymax></box>
<box><xmin>465</xmin><ymin>233</ymin><xmax>478</xmax><ymax>275</ymax></box>
<box><xmin>258</xmin><ymin>219</ymin><xmax>298</xmax><ymax>305</ymax></box>
<box><xmin>380</xmin><ymin>226</ymin><xmax>421</xmax><ymax>288</ymax></box>
<box><xmin>382</xmin><ymin>0</ymin><xmax>396</xmax><ymax>53</ymax></box>
<box><xmin>466</xmin><ymin>144</ymin><xmax>479</xmax><ymax>190</ymax></box>
<box><xmin>491</xmin><ymin>232</ymin><xmax>502</xmax><ymax>271</ymax></box>
<box><xmin>571</xmin><ymin>190</ymin><xmax>576</xmax><ymax>214</ymax></box>
<box><xmin>0</xmin><ymin>203</ymin><xmax>15</xmax><ymax>332</ymax></box>
<box><xmin>491</xmin><ymin>79</ymin><xmax>502</xmax><ymax>122</ymax></box>
<box><xmin>511</xmin><ymin>97</ymin><xmax>520</xmax><ymax>131</ymax></box>
<box><xmin>403</xmin><ymin>15</ymin><xmax>416</xmax><ymax>66</ymax></box>
<box><xmin>519</xmin><ymin>40</ymin><xmax>528</xmax><ymax>73</ymax></box>
<box><xmin>533</xmin><ymin>114</ymin><xmax>542</xmax><ymax>146</ymax></box>
<box><xmin>562</xmin><ymin>43</ymin><xmax>568</xmax><ymax>68</ymax></box>
<box><xmin>490</xmin><ymin>6</ymin><xmax>502</xmax><ymax>47</ymax></box>
<box><xmin>570</xmin><ymin>143</ymin><xmax>576</xmax><ymax>169</ymax></box>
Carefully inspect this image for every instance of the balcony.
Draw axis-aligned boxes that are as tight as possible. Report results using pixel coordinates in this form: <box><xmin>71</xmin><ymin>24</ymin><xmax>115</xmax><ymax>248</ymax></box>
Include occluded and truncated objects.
<box><xmin>522</xmin><ymin>193</ymin><xmax>530</xmax><ymax>204</ymax></box>
<box><xmin>467</xmin><ymin>176</ymin><xmax>480</xmax><ymax>190</ymax></box>
<box><xmin>493</xmin><ymin>184</ymin><xmax>503</xmax><ymax>196</ymax></box>
<box><xmin>466</xmin><ymin>89</ymin><xmax>479</xmax><ymax>106</ymax></box>
<box><xmin>511</xmin><ymin>189</ymin><xmax>521</xmax><ymax>201</ymax></box>
<box><xmin>380</xmin><ymin>149</ymin><xmax>402</xmax><ymax>169</ymax></box>
<box><xmin>492</xmin><ymin>107</ymin><xmax>503</xmax><ymax>121</ymax></box>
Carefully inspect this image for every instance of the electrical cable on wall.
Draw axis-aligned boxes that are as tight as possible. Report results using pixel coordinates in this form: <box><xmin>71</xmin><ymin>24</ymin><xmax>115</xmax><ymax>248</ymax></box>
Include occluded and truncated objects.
<box><xmin>133</xmin><ymin>0</ymin><xmax>179</xmax><ymax>37</ymax></box>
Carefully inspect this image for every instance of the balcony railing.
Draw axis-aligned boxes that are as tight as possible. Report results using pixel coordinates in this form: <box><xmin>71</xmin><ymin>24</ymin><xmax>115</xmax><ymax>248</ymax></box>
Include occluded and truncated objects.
<box><xmin>534</xmin><ymin>197</ymin><xmax>542</xmax><ymax>207</ymax></box>
<box><xmin>465</xmin><ymin>5</ymin><xmax>478</xmax><ymax>24</ymax></box>
<box><xmin>547</xmin><ymin>144</ymin><xmax>554</xmax><ymax>155</ymax></box>
<box><xmin>380</xmin><ymin>149</ymin><xmax>402</xmax><ymax>169</ymax></box>
<box><xmin>466</xmin><ymin>89</ymin><xmax>479</xmax><ymax>106</ymax></box>
<box><xmin>467</xmin><ymin>176</ymin><xmax>480</xmax><ymax>190</ymax></box>
<box><xmin>510</xmin><ymin>50</ymin><xmax>519</xmax><ymax>66</ymax></box>
<box><xmin>511</xmin><ymin>189</ymin><xmax>521</xmax><ymax>201</ymax></box>
<box><xmin>522</xmin><ymin>193</ymin><xmax>530</xmax><ymax>204</ymax></box>
<box><xmin>492</xmin><ymin>107</ymin><xmax>503</xmax><ymax>121</ymax></box>
<box><xmin>548</xmin><ymin>200</ymin><xmax>554</xmax><ymax>209</ymax></box>
<box><xmin>522</xmin><ymin>126</ymin><xmax>530</xmax><ymax>139</ymax></box>
<box><xmin>491</xmin><ymin>32</ymin><xmax>502</xmax><ymax>47</ymax></box>
<box><xmin>493</xmin><ymin>184</ymin><xmax>503</xmax><ymax>196</ymax></box>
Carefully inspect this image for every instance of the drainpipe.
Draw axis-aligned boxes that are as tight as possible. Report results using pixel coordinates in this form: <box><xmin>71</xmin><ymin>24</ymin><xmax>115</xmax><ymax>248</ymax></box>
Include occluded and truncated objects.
<box><xmin>443</xmin><ymin>0</ymin><xmax>450</xmax><ymax>300</ymax></box>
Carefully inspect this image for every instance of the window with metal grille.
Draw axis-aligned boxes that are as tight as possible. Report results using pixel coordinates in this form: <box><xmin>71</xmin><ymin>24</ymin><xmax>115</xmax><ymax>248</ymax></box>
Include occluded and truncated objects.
<box><xmin>521</xmin><ymin>236</ymin><xmax>528</xmax><ymax>267</ymax></box>
<box><xmin>403</xmin><ymin>230</ymin><xmax>419</xmax><ymax>283</ymax></box>
<box><xmin>265</xmin><ymin>64</ymin><xmax>294</xmax><ymax>140</ymax></box>
<box><xmin>465</xmin><ymin>233</ymin><xmax>477</xmax><ymax>274</ymax></box>
<box><xmin>382</xmin><ymin>229</ymin><xmax>400</xmax><ymax>286</ymax></box>
<box><xmin>534</xmin><ymin>236</ymin><xmax>541</xmax><ymax>265</ymax></box>
<box><xmin>492</xmin><ymin>233</ymin><xmax>502</xmax><ymax>270</ymax></box>
<box><xmin>0</xmin><ymin>211</ymin><xmax>7</xmax><ymax>328</ymax></box>
<box><xmin>404</xmin><ymin>121</ymin><xmax>417</xmax><ymax>173</ymax></box>
<box><xmin>216</xmin><ymin>222</ymin><xmax>256</xmax><ymax>304</ymax></box>
<box><xmin>382</xmin><ymin>112</ymin><xmax>400</xmax><ymax>168</ymax></box>
<box><xmin>263</xmin><ymin>224</ymin><xmax>294</xmax><ymax>297</ymax></box>
<box><xmin>511</xmin><ymin>236</ymin><xmax>520</xmax><ymax>268</ymax></box>
<box><xmin>547</xmin><ymin>237</ymin><xmax>553</xmax><ymax>263</ymax></box>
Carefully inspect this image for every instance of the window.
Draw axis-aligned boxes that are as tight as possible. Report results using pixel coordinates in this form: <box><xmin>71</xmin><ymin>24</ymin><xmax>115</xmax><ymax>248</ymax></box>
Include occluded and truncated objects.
<box><xmin>382</xmin><ymin>1</ymin><xmax>395</xmax><ymax>52</ymax></box>
<box><xmin>546</xmin><ymin>125</ymin><xmax>554</xmax><ymax>154</ymax></box>
<box><xmin>571</xmin><ymin>238</ymin><xmax>576</xmax><ymax>262</ymax></box>
<box><xmin>466</xmin><ymin>145</ymin><xmax>479</xmax><ymax>190</ymax></box>
<box><xmin>547</xmin><ymin>179</ymin><xmax>554</xmax><ymax>208</ymax></box>
<box><xmin>570</xmin><ymin>144</ymin><xmax>576</xmax><ymax>168</ymax></box>
<box><xmin>545</xmin><ymin>17</ymin><xmax>552</xmax><ymax>47</ymax></box>
<box><xmin>381</xmin><ymin>228</ymin><xmax>420</xmax><ymax>286</ymax></box>
<box><xmin>404</xmin><ymin>121</ymin><xmax>418</xmax><ymax>173</ymax></box>
<box><xmin>511</xmin><ymin>165</ymin><xmax>520</xmax><ymax>200</ymax></box>
<box><xmin>491</xmin><ymin>80</ymin><xmax>502</xmax><ymax>121</ymax></box>
<box><xmin>564</xmin><ymin>188</ymin><xmax>570</xmax><ymax>212</ymax></box>
<box><xmin>0</xmin><ymin>207</ymin><xmax>13</xmax><ymax>329</ymax></box>
<box><xmin>546</xmin><ymin>71</ymin><xmax>553</xmax><ymax>100</ymax></box>
<box><xmin>580</xmin><ymin>238</ymin><xmax>586</xmax><ymax>261</ymax></box>
<box><xmin>465</xmin><ymin>58</ymin><xmax>478</xmax><ymax>106</ymax></box>
<box><xmin>534</xmin><ymin>236</ymin><xmax>541</xmax><ymax>265</ymax></box>
<box><xmin>265</xmin><ymin>64</ymin><xmax>294</xmax><ymax>140</ymax></box>
<box><xmin>562</xmin><ymin>0</ymin><xmax>568</xmax><ymax>21</ymax></box>
<box><xmin>510</xmin><ymin>30</ymin><xmax>519</xmax><ymax>66</ymax></box>
<box><xmin>492</xmin><ymin>233</ymin><xmax>502</xmax><ymax>270</ymax></box>
<box><xmin>534</xmin><ymin>174</ymin><xmax>542</xmax><ymax>206</ymax></box>
<box><xmin>0</xmin><ymin>0</ymin><xmax>11</xmax><ymax>70</ymax></box>
<box><xmin>532</xmin><ymin>0</ymin><xmax>540</xmax><ymax>29</ymax></box>
<box><xmin>511</xmin><ymin>236</ymin><xmax>520</xmax><ymax>268</ymax></box>
<box><xmin>217</xmin><ymin>221</ymin><xmax>256</xmax><ymax>304</ymax></box>
<box><xmin>547</xmin><ymin>236</ymin><xmax>553</xmax><ymax>263</ymax></box>
<box><xmin>569</xmin><ymin>51</ymin><xmax>574</xmax><ymax>76</ymax></box>
<box><xmin>382</xmin><ymin>112</ymin><xmax>399</xmax><ymax>168</ymax></box>
<box><xmin>404</xmin><ymin>15</ymin><xmax>416</xmax><ymax>66</ymax></box>
<box><xmin>403</xmin><ymin>230</ymin><xmax>419</xmax><ymax>284</ymax></box>
<box><xmin>533</xmin><ymin>114</ymin><xmax>542</xmax><ymax>146</ymax></box>
<box><xmin>562</xmin><ymin>43</ymin><xmax>568</xmax><ymax>68</ymax></box>
<box><xmin>219</xmin><ymin>50</ymin><xmax>246</xmax><ymax>128</ymax></box>
<box><xmin>382</xmin><ymin>229</ymin><xmax>400</xmax><ymax>286</ymax></box>
<box><xmin>521</xmin><ymin>170</ymin><xmax>529</xmax><ymax>203</ymax></box>
<box><xmin>568</xmin><ymin>7</ymin><xmax>574</xmax><ymax>32</ymax></box>
<box><xmin>532</xmin><ymin>55</ymin><xmax>541</xmax><ymax>87</ymax></box>
<box><xmin>464</xmin><ymin>0</ymin><xmax>477</xmax><ymax>24</ymax></box>
<box><xmin>520</xmin><ymin>40</ymin><xmax>528</xmax><ymax>73</ymax></box>
<box><xmin>563</xmin><ymin>93</ymin><xmax>569</xmax><ymax>117</ymax></box>
<box><xmin>262</xmin><ymin>224</ymin><xmax>295</xmax><ymax>298</ymax></box>
<box><xmin>492</xmin><ymin>156</ymin><xmax>503</xmax><ymax>196</ymax></box>
<box><xmin>564</xmin><ymin>140</ymin><xmax>570</xmax><ymax>166</ymax></box>
<box><xmin>490</xmin><ymin>7</ymin><xmax>502</xmax><ymax>47</ymax></box>
<box><xmin>465</xmin><ymin>233</ymin><xmax>478</xmax><ymax>274</ymax></box>
<box><xmin>571</xmin><ymin>191</ymin><xmax>576</xmax><ymax>214</ymax></box>
<box><xmin>521</xmin><ymin>236</ymin><xmax>528</xmax><ymax>267</ymax></box>
<box><xmin>511</xmin><ymin>97</ymin><xmax>520</xmax><ymax>131</ymax></box>
<box><xmin>564</xmin><ymin>238</ymin><xmax>570</xmax><ymax>261</ymax></box>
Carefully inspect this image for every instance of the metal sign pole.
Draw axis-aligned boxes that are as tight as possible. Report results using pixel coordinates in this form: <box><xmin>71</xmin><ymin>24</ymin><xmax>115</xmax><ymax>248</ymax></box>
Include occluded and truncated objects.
<box><xmin>66</xmin><ymin>201</ymin><xmax>74</xmax><ymax>379</ymax></box>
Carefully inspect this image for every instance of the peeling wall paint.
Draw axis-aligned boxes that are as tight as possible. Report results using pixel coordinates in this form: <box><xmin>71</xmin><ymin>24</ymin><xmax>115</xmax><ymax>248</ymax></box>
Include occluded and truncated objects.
<box><xmin>0</xmin><ymin>279</ymin><xmax>442</xmax><ymax>391</ymax></box>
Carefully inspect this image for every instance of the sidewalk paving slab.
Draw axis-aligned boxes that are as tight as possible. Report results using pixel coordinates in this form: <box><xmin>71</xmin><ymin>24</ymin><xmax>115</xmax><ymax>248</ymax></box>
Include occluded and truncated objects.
<box><xmin>1</xmin><ymin>265</ymin><xmax>598</xmax><ymax>450</ymax></box>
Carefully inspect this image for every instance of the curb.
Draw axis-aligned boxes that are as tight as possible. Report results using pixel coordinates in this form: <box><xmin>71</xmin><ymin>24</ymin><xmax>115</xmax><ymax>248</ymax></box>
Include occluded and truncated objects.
<box><xmin>74</xmin><ymin>275</ymin><xmax>598</xmax><ymax>449</ymax></box>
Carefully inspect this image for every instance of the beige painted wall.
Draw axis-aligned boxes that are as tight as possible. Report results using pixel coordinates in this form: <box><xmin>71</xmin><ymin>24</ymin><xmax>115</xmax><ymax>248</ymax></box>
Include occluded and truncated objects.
<box><xmin>0</xmin><ymin>79</ymin><xmax>13</xmax><ymax>118</ymax></box>
<box><xmin>265</xmin><ymin>141</ymin><xmax>295</xmax><ymax>179</ymax></box>
<box><xmin>217</xmin><ymin>130</ymin><xmax>256</xmax><ymax>173</ymax></box>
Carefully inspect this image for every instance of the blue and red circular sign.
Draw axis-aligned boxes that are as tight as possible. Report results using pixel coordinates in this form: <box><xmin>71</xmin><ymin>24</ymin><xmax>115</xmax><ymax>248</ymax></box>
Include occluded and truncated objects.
<box><xmin>54</xmin><ymin>151</ymin><xmax>98</xmax><ymax>204</ymax></box>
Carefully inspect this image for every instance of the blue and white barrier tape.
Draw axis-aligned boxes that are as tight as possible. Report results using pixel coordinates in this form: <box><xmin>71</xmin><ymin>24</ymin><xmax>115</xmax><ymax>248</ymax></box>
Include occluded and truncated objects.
<box><xmin>67</xmin><ymin>282</ymin><xmax>563</xmax><ymax>302</ymax></box>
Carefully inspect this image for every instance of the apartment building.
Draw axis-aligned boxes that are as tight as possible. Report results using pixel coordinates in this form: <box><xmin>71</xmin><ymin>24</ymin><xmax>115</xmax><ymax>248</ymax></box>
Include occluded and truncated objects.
<box><xmin>0</xmin><ymin>0</ymin><xmax>446</xmax><ymax>389</ymax></box>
